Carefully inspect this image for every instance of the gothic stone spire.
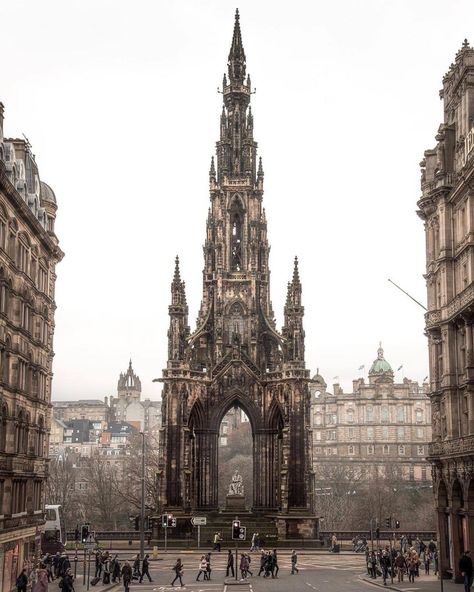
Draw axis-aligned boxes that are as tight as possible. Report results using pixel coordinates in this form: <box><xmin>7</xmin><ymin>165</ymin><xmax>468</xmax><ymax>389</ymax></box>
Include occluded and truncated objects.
<box><xmin>228</xmin><ymin>8</ymin><xmax>246</xmax><ymax>84</ymax></box>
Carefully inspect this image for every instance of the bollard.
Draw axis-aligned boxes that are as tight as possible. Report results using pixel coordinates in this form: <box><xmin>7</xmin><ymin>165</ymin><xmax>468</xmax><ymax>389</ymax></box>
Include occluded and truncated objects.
<box><xmin>153</xmin><ymin>546</ymin><xmax>158</xmax><ymax>560</ymax></box>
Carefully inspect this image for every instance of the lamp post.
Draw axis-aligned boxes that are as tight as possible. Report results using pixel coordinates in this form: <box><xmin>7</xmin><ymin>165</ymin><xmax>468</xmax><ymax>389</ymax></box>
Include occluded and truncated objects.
<box><xmin>140</xmin><ymin>431</ymin><xmax>145</xmax><ymax>561</ymax></box>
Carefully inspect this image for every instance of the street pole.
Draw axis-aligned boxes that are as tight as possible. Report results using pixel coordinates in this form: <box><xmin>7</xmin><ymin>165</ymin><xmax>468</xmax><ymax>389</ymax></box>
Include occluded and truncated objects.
<box><xmin>438</xmin><ymin>528</ymin><xmax>444</xmax><ymax>592</ymax></box>
<box><xmin>197</xmin><ymin>525</ymin><xmax>200</xmax><ymax>549</ymax></box>
<box><xmin>140</xmin><ymin>431</ymin><xmax>145</xmax><ymax>561</ymax></box>
<box><xmin>235</xmin><ymin>542</ymin><xmax>238</xmax><ymax>581</ymax></box>
<box><xmin>370</xmin><ymin>518</ymin><xmax>374</xmax><ymax>552</ymax></box>
<box><xmin>165</xmin><ymin>525</ymin><xmax>168</xmax><ymax>554</ymax></box>
<box><xmin>83</xmin><ymin>547</ymin><xmax>86</xmax><ymax>585</ymax></box>
<box><xmin>87</xmin><ymin>551</ymin><xmax>91</xmax><ymax>591</ymax></box>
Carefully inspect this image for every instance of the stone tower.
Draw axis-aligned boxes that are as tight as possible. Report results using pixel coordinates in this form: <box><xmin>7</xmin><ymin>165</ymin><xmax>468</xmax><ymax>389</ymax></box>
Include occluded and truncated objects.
<box><xmin>158</xmin><ymin>10</ymin><xmax>314</xmax><ymax>538</ymax></box>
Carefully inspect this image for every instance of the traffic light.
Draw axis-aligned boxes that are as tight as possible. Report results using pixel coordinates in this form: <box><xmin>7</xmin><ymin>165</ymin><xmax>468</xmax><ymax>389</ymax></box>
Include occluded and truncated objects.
<box><xmin>385</xmin><ymin>517</ymin><xmax>391</xmax><ymax>528</ymax></box>
<box><xmin>395</xmin><ymin>520</ymin><xmax>400</xmax><ymax>529</ymax></box>
<box><xmin>81</xmin><ymin>524</ymin><xmax>89</xmax><ymax>543</ymax></box>
<box><xmin>232</xmin><ymin>520</ymin><xmax>241</xmax><ymax>540</ymax></box>
<box><xmin>162</xmin><ymin>514</ymin><xmax>168</xmax><ymax>527</ymax></box>
<box><xmin>375</xmin><ymin>527</ymin><xmax>380</xmax><ymax>539</ymax></box>
<box><xmin>170</xmin><ymin>517</ymin><xmax>177</xmax><ymax>528</ymax></box>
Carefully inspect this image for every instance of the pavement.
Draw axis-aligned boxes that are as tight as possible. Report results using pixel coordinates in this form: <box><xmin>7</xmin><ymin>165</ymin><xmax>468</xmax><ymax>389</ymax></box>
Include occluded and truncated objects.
<box><xmin>361</xmin><ymin>572</ymin><xmax>458</xmax><ymax>591</ymax></box>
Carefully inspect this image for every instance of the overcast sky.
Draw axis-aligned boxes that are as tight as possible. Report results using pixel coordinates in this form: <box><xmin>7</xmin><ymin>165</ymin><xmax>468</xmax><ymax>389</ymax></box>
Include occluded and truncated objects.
<box><xmin>1</xmin><ymin>0</ymin><xmax>471</xmax><ymax>400</ymax></box>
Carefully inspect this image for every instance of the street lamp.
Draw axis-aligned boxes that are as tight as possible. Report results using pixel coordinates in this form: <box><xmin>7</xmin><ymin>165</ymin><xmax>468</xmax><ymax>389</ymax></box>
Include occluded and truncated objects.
<box><xmin>140</xmin><ymin>431</ymin><xmax>145</xmax><ymax>561</ymax></box>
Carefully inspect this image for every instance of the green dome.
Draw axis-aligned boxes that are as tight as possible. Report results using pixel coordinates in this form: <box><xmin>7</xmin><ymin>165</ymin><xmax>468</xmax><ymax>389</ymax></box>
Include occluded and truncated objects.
<box><xmin>368</xmin><ymin>344</ymin><xmax>393</xmax><ymax>375</ymax></box>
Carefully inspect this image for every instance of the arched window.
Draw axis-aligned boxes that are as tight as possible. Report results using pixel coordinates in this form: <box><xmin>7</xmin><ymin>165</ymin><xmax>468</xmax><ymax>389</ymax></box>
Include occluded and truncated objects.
<box><xmin>381</xmin><ymin>406</ymin><xmax>389</xmax><ymax>423</ymax></box>
<box><xmin>15</xmin><ymin>409</ymin><xmax>24</xmax><ymax>454</ymax></box>
<box><xmin>415</xmin><ymin>408</ymin><xmax>423</xmax><ymax>423</ymax></box>
<box><xmin>0</xmin><ymin>403</ymin><xmax>8</xmax><ymax>452</ymax></box>
<box><xmin>230</xmin><ymin>197</ymin><xmax>244</xmax><ymax>271</ymax></box>
<box><xmin>366</xmin><ymin>406</ymin><xmax>373</xmax><ymax>422</ymax></box>
<box><xmin>0</xmin><ymin>203</ymin><xmax>7</xmax><ymax>251</ymax></box>
<box><xmin>37</xmin><ymin>416</ymin><xmax>45</xmax><ymax>457</ymax></box>
<box><xmin>396</xmin><ymin>406</ymin><xmax>405</xmax><ymax>423</ymax></box>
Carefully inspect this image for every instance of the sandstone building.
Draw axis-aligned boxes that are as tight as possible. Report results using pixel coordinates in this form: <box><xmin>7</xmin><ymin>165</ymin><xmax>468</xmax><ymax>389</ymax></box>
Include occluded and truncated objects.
<box><xmin>419</xmin><ymin>39</ymin><xmax>474</xmax><ymax>580</ymax></box>
<box><xmin>158</xmin><ymin>10</ymin><xmax>314</xmax><ymax>539</ymax></box>
<box><xmin>0</xmin><ymin>103</ymin><xmax>63</xmax><ymax>590</ymax></box>
<box><xmin>310</xmin><ymin>345</ymin><xmax>431</xmax><ymax>484</ymax></box>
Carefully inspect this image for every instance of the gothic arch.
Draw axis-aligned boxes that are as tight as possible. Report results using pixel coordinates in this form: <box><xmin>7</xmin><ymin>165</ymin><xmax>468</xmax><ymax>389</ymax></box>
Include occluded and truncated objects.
<box><xmin>210</xmin><ymin>387</ymin><xmax>262</xmax><ymax>433</ymax></box>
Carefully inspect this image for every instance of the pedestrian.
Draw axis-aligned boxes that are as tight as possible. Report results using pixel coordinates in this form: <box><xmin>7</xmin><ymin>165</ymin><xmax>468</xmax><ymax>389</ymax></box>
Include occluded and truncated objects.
<box><xmin>424</xmin><ymin>550</ymin><xmax>431</xmax><ymax>574</ymax></box>
<box><xmin>204</xmin><ymin>552</ymin><xmax>212</xmax><ymax>580</ymax></box>
<box><xmin>213</xmin><ymin>532</ymin><xmax>220</xmax><ymax>551</ymax></box>
<box><xmin>122</xmin><ymin>560</ymin><xmax>132</xmax><ymax>592</ymax></box>
<box><xmin>102</xmin><ymin>553</ymin><xmax>111</xmax><ymax>584</ymax></box>
<box><xmin>140</xmin><ymin>553</ymin><xmax>153</xmax><ymax>583</ymax></box>
<box><xmin>429</xmin><ymin>539</ymin><xmax>437</xmax><ymax>553</ymax></box>
<box><xmin>263</xmin><ymin>551</ymin><xmax>272</xmax><ymax>577</ymax></box>
<box><xmin>132</xmin><ymin>553</ymin><xmax>141</xmax><ymax>580</ymax></box>
<box><xmin>380</xmin><ymin>550</ymin><xmax>390</xmax><ymax>585</ymax></box>
<box><xmin>112</xmin><ymin>554</ymin><xmax>121</xmax><ymax>583</ymax></box>
<box><xmin>42</xmin><ymin>554</ymin><xmax>53</xmax><ymax>582</ymax></box>
<box><xmin>291</xmin><ymin>549</ymin><xmax>299</xmax><ymax>575</ymax></box>
<box><xmin>15</xmin><ymin>568</ymin><xmax>28</xmax><ymax>592</ymax></box>
<box><xmin>60</xmin><ymin>568</ymin><xmax>75</xmax><ymax>592</ymax></box>
<box><xmin>369</xmin><ymin>551</ymin><xmax>377</xmax><ymax>579</ymax></box>
<box><xmin>395</xmin><ymin>552</ymin><xmax>406</xmax><ymax>582</ymax></box>
<box><xmin>460</xmin><ymin>550</ymin><xmax>474</xmax><ymax>592</ymax></box>
<box><xmin>94</xmin><ymin>551</ymin><xmax>102</xmax><ymax>579</ymax></box>
<box><xmin>226</xmin><ymin>549</ymin><xmax>235</xmax><ymax>578</ymax></box>
<box><xmin>52</xmin><ymin>553</ymin><xmax>61</xmax><ymax>579</ymax></box>
<box><xmin>171</xmin><ymin>558</ymin><xmax>184</xmax><ymax>587</ymax></box>
<box><xmin>272</xmin><ymin>549</ymin><xmax>279</xmax><ymax>578</ymax></box>
<box><xmin>240</xmin><ymin>554</ymin><xmax>249</xmax><ymax>580</ymax></box>
<box><xmin>196</xmin><ymin>556</ymin><xmax>207</xmax><ymax>581</ymax></box>
<box><xmin>434</xmin><ymin>550</ymin><xmax>439</xmax><ymax>575</ymax></box>
<box><xmin>251</xmin><ymin>532</ymin><xmax>257</xmax><ymax>552</ymax></box>
<box><xmin>408</xmin><ymin>556</ymin><xmax>418</xmax><ymax>583</ymax></box>
<box><xmin>258</xmin><ymin>550</ymin><xmax>266</xmax><ymax>576</ymax></box>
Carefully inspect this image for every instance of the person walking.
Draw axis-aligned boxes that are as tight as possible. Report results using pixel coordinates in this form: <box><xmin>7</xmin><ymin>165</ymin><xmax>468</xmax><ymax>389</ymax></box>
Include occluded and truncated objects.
<box><xmin>140</xmin><ymin>554</ymin><xmax>152</xmax><ymax>583</ymax></box>
<box><xmin>94</xmin><ymin>551</ymin><xmax>103</xmax><ymax>579</ymax></box>
<box><xmin>52</xmin><ymin>553</ymin><xmax>61</xmax><ymax>579</ymax></box>
<box><xmin>257</xmin><ymin>550</ymin><xmax>266</xmax><ymax>576</ymax></box>
<box><xmin>272</xmin><ymin>549</ymin><xmax>279</xmax><ymax>578</ymax></box>
<box><xmin>15</xmin><ymin>568</ymin><xmax>28</xmax><ymax>592</ymax></box>
<box><xmin>121</xmin><ymin>560</ymin><xmax>132</xmax><ymax>592</ymax></box>
<box><xmin>408</xmin><ymin>556</ymin><xmax>418</xmax><ymax>583</ymax></box>
<box><xmin>240</xmin><ymin>554</ymin><xmax>249</xmax><ymax>580</ymax></box>
<box><xmin>251</xmin><ymin>532</ymin><xmax>257</xmax><ymax>552</ymax></box>
<box><xmin>132</xmin><ymin>554</ymin><xmax>141</xmax><ymax>581</ymax></box>
<box><xmin>291</xmin><ymin>550</ymin><xmax>299</xmax><ymax>575</ymax></box>
<box><xmin>380</xmin><ymin>550</ymin><xmax>390</xmax><ymax>586</ymax></box>
<box><xmin>226</xmin><ymin>549</ymin><xmax>235</xmax><ymax>578</ymax></box>
<box><xmin>60</xmin><ymin>568</ymin><xmax>75</xmax><ymax>592</ymax></box>
<box><xmin>112</xmin><ymin>554</ymin><xmax>121</xmax><ymax>583</ymax></box>
<box><xmin>369</xmin><ymin>551</ymin><xmax>377</xmax><ymax>579</ymax></box>
<box><xmin>460</xmin><ymin>550</ymin><xmax>474</xmax><ymax>592</ymax></box>
<box><xmin>196</xmin><ymin>556</ymin><xmax>207</xmax><ymax>581</ymax></box>
<box><xmin>394</xmin><ymin>552</ymin><xmax>406</xmax><ymax>582</ymax></box>
<box><xmin>171</xmin><ymin>558</ymin><xmax>184</xmax><ymax>587</ymax></box>
<box><xmin>102</xmin><ymin>553</ymin><xmax>111</xmax><ymax>584</ymax></box>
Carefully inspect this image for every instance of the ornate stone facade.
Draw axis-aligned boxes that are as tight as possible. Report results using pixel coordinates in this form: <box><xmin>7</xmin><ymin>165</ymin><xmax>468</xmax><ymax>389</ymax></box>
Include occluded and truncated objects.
<box><xmin>0</xmin><ymin>103</ymin><xmax>63</xmax><ymax>589</ymax></box>
<box><xmin>418</xmin><ymin>39</ymin><xmax>474</xmax><ymax>581</ymax></box>
<box><xmin>310</xmin><ymin>345</ymin><xmax>432</xmax><ymax>482</ymax></box>
<box><xmin>158</xmin><ymin>11</ymin><xmax>314</xmax><ymax>538</ymax></box>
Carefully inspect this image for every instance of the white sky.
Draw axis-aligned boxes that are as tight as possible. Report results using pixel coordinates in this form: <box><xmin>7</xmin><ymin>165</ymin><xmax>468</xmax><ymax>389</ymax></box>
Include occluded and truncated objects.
<box><xmin>1</xmin><ymin>0</ymin><xmax>471</xmax><ymax>400</ymax></box>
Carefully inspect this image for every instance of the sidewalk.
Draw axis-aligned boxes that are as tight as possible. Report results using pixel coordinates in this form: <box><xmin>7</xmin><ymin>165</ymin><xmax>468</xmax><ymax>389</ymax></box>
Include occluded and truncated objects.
<box><xmin>361</xmin><ymin>573</ymin><xmax>460</xmax><ymax>591</ymax></box>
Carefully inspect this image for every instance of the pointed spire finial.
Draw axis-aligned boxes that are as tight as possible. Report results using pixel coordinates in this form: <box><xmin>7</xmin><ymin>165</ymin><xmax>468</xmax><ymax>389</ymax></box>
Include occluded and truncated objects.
<box><xmin>293</xmin><ymin>256</ymin><xmax>300</xmax><ymax>283</ymax></box>
<box><xmin>258</xmin><ymin>156</ymin><xmax>264</xmax><ymax>178</ymax></box>
<box><xmin>228</xmin><ymin>8</ymin><xmax>246</xmax><ymax>83</ymax></box>
<box><xmin>209</xmin><ymin>156</ymin><xmax>216</xmax><ymax>178</ymax></box>
<box><xmin>173</xmin><ymin>255</ymin><xmax>181</xmax><ymax>283</ymax></box>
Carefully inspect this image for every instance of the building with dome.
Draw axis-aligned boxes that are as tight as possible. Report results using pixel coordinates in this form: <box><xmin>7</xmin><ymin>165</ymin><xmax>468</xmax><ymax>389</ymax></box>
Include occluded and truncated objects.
<box><xmin>310</xmin><ymin>345</ymin><xmax>432</xmax><ymax>483</ymax></box>
<box><xmin>0</xmin><ymin>103</ymin><xmax>64</xmax><ymax>589</ymax></box>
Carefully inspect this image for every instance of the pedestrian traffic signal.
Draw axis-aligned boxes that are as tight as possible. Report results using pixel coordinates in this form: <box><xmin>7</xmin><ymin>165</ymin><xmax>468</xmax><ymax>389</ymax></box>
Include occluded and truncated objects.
<box><xmin>170</xmin><ymin>517</ymin><xmax>177</xmax><ymax>528</ymax></box>
<box><xmin>395</xmin><ymin>520</ymin><xmax>400</xmax><ymax>529</ymax></box>
<box><xmin>162</xmin><ymin>514</ymin><xmax>168</xmax><ymax>527</ymax></box>
<box><xmin>81</xmin><ymin>524</ymin><xmax>89</xmax><ymax>543</ymax></box>
<box><xmin>375</xmin><ymin>527</ymin><xmax>380</xmax><ymax>539</ymax></box>
<box><xmin>385</xmin><ymin>517</ymin><xmax>391</xmax><ymax>528</ymax></box>
<box><xmin>232</xmin><ymin>520</ymin><xmax>241</xmax><ymax>540</ymax></box>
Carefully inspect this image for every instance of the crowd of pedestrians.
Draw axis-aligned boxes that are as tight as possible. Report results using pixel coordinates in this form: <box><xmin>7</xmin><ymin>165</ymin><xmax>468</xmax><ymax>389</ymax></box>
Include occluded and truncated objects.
<box><xmin>365</xmin><ymin>538</ymin><xmax>438</xmax><ymax>586</ymax></box>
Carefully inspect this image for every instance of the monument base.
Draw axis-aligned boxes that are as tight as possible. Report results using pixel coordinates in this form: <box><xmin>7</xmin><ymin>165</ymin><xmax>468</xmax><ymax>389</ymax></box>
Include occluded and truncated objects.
<box><xmin>225</xmin><ymin>494</ymin><xmax>246</xmax><ymax>511</ymax></box>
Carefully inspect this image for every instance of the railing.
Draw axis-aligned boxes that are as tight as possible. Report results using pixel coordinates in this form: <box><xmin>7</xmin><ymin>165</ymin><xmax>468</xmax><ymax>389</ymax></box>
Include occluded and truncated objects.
<box><xmin>320</xmin><ymin>530</ymin><xmax>436</xmax><ymax>540</ymax></box>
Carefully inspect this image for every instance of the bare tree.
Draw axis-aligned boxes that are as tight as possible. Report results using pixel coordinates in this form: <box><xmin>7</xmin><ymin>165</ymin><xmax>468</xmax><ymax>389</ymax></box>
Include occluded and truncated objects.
<box><xmin>45</xmin><ymin>453</ymin><xmax>78</xmax><ymax>517</ymax></box>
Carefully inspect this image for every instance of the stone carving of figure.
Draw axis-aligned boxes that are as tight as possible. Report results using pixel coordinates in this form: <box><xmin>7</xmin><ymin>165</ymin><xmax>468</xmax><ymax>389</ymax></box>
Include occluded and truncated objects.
<box><xmin>228</xmin><ymin>468</ymin><xmax>244</xmax><ymax>496</ymax></box>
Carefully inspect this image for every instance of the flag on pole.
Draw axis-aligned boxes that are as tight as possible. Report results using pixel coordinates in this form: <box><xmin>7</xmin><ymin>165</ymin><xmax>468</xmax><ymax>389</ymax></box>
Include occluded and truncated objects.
<box><xmin>397</xmin><ymin>365</ymin><xmax>403</xmax><ymax>371</ymax></box>
<box><xmin>358</xmin><ymin>365</ymin><xmax>365</xmax><ymax>371</ymax></box>
<box><xmin>423</xmin><ymin>376</ymin><xmax>428</xmax><ymax>382</ymax></box>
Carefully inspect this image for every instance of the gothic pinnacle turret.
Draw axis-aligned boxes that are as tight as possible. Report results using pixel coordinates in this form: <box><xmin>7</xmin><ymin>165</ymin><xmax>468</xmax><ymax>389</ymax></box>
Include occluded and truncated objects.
<box><xmin>228</xmin><ymin>8</ymin><xmax>246</xmax><ymax>84</ymax></box>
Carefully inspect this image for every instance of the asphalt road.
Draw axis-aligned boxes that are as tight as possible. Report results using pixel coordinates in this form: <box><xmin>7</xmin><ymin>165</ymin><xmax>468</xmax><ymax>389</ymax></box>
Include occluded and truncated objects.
<box><xmin>109</xmin><ymin>552</ymin><xmax>378</xmax><ymax>592</ymax></box>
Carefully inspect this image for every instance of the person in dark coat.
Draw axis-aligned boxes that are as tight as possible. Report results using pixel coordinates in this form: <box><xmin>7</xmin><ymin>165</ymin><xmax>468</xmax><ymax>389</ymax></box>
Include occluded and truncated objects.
<box><xmin>94</xmin><ymin>551</ymin><xmax>103</xmax><ymax>578</ymax></box>
<box><xmin>121</xmin><ymin>560</ymin><xmax>132</xmax><ymax>592</ymax></box>
<box><xmin>171</xmin><ymin>558</ymin><xmax>184</xmax><ymax>587</ymax></box>
<box><xmin>132</xmin><ymin>554</ymin><xmax>141</xmax><ymax>580</ymax></box>
<box><xmin>15</xmin><ymin>568</ymin><xmax>28</xmax><ymax>592</ymax></box>
<box><xmin>460</xmin><ymin>550</ymin><xmax>474</xmax><ymax>592</ymax></box>
<box><xmin>140</xmin><ymin>554</ymin><xmax>152</xmax><ymax>583</ymax></box>
<box><xmin>53</xmin><ymin>552</ymin><xmax>61</xmax><ymax>578</ymax></box>
<box><xmin>257</xmin><ymin>551</ymin><xmax>266</xmax><ymax>576</ymax></box>
<box><xmin>226</xmin><ymin>549</ymin><xmax>235</xmax><ymax>578</ymax></box>
<box><xmin>271</xmin><ymin>549</ymin><xmax>279</xmax><ymax>578</ymax></box>
<box><xmin>61</xmin><ymin>568</ymin><xmax>75</xmax><ymax>592</ymax></box>
<box><xmin>112</xmin><ymin>554</ymin><xmax>121</xmax><ymax>583</ymax></box>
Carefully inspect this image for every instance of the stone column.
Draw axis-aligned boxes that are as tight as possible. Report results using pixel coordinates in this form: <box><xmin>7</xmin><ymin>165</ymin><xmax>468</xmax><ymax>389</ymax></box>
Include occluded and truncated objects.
<box><xmin>194</xmin><ymin>429</ymin><xmax>219</xmax><ymax>510</ymax></box>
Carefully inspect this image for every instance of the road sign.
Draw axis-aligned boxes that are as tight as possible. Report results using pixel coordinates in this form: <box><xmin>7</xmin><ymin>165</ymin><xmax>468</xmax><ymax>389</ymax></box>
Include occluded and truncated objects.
<box><xmin>84</xmin><ymin>542</ymin><xmax>96</xmax><ymax>551</ymax></box>
<box><xmin>191</xmin><ymin>516</ymin><xmax>207</xmax><ymax>526</ymax></box>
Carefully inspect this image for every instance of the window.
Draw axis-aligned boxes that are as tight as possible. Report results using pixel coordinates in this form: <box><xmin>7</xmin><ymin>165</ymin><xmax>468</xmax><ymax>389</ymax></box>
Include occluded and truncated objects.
<box><xmin>367</xmin><ymin>445</ymin><xmax>374</xmax><ymax>455</ymax></box>
<box><xmin>367</xmin><ymin>427</ymin><xmax>374</xmax><ymax>440</ymax></box>
<box><xmin>383</xmin><ymin>444</ymin><xmax>389</xmax><ymax>454</ymax></box>
<box><xmin>220</xmin><ymin>437</ymin><xmax>227</xmax><ymax>446</ymax></box>
<box><xmin>366</xmin><ymin>406</ymin><xmax>374</xmax><ymax>422</ymax></box>
<box><xmin>415</xmin><ymin>409</ymin><xmax>423</xmax><ymax>423</ymax></box>
<box><xmin>327</xmin><ymin>413</ymin><xmax>337</xmax><ymax>425</ymax></box>
<box><xmin>416</xmin><ymin>427</ymin><xmax>424</xmax><ymax>439</ymax></box>
<box><xmin>348</xmin><ymin>427</ymin><xmax>355</xmax><ymax>440</ymax></box>
<box><xmin>315</xmin><ymin>431</ymin><xmax>321</xmax><ymax>441</ymax></box>
<box><xmin>327</xmin><ymin>430</ymin><xmax>337</xmax><ymax>441</ymax></box>
<box><xmin>315</xmin><ymin>414</ymin><xmax>322</xmax><ymax>426</ymax></box>
<box><xmin>315</xmin><ymin>447</ymin><xmax>322</xmax><ymax>454</ymax></box>
<box><xmin>398</xmin><ymin>445</ymin><xmax>405</xmax><ymax>455</ymax></box>
<box><xmin>382</xmin><ymin>426</ymin><xmax>389</xmax><ymax>440</ymax></box>
<box><xmin>347</xmin><ymin>410</ymin><xmax>354</xmax><ymax>423</ymax></box>
<box><xmin>396</xmin><ymin>406</ymin><xmax>404</xmax><ymax>423</ymax></box>
<box><xmin>38</xmin><ymin>266</ymin><xmax>48</xmax><ymax>294</ymax></box>
<box><xmin>348</xmin><ymin>445</ymin><xmax>355</xmax><ymax>455</ymax></box>
<box><xmin>421</xmin><ymin>466</ymin><xmax>427</xmax><ymax>481</ymax></box>
<box><xmin>0</xmin><ymin>207</ymin><xmax>7</xmax><ymax>251</ymax></box>
<box><xmin>417</xmin><ymin>445</ymin><xmax>425</xmax><ymax>456</ymax></box>
<box><xmin>397</xmin><ymin>427</ymin><xmax>405</xmax><ymax>440</ymax></box>
<box><xmin>381</xmin><ymin>406</ymin><xmax>389</xmax><ymax>423</ymax></box>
